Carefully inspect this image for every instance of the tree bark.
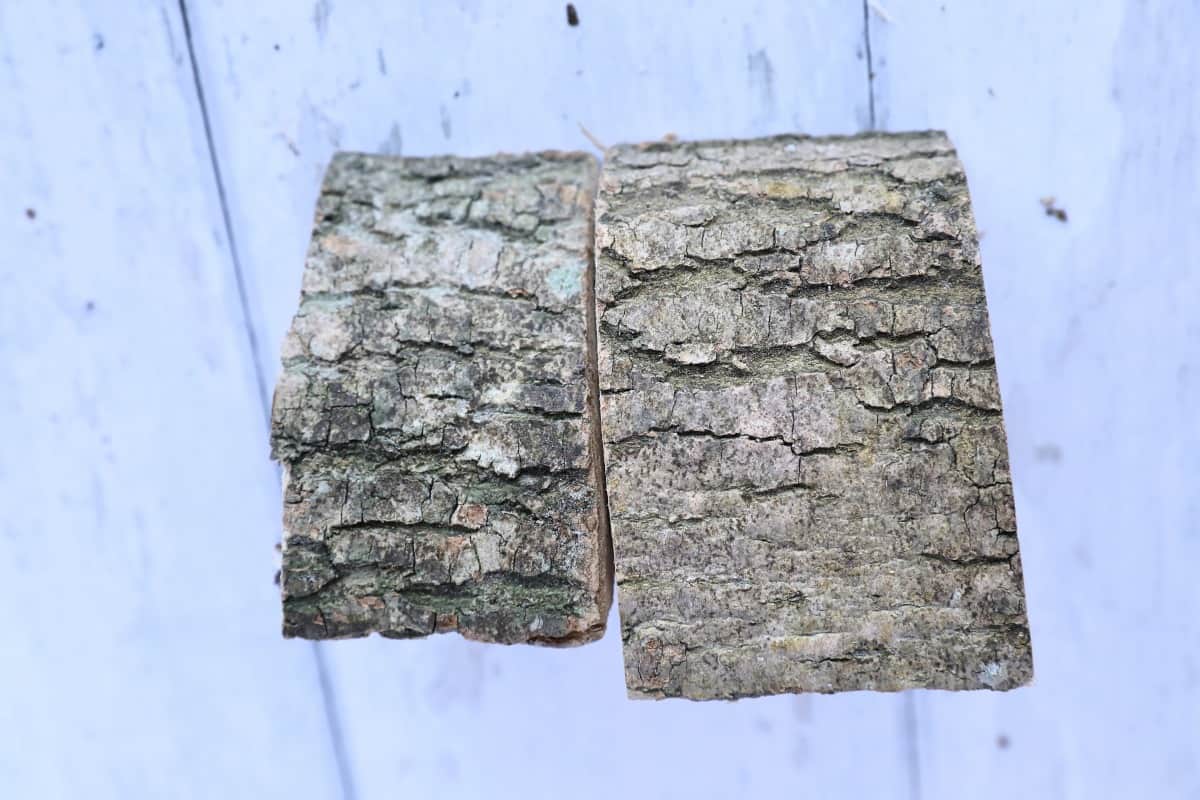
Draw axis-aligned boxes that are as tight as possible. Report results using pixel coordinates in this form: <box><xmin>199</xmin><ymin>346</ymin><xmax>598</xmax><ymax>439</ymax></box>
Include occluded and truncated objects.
<box><xmin>596</xmin><ymin>132</ymin><xmax>1033</xmax><ymax>698</ymax></box>
<box><xmin>271</xmin><ymin>151</ymin><xmax>611</xmax><ymax>644</ymax></box>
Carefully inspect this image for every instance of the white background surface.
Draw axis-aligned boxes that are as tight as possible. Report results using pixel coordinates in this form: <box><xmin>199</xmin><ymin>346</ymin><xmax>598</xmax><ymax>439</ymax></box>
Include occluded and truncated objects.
<box><xmin>2</xmin><ymin>2</ymin><xmax>1197</xmax><ymax>798</ymax></box>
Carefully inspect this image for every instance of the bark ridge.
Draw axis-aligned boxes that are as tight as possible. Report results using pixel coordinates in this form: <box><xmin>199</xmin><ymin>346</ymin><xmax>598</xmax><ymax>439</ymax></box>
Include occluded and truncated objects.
<box><xmin>596</xmin><ymin>132</ymin><xmax>1033</xmax><ymax>698</ymax></box>
<box><xmin>271</xmin><ymin>151</ymin><xmax>611</xmax><ymax>644</ymax></box>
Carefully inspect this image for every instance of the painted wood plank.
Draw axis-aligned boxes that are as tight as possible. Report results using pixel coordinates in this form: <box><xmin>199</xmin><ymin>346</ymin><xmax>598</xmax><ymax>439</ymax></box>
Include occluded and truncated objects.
<box><xmin>182</xmin><ymin>3</ymin><xmax>924</xmax><ymax>797</ymax></box>
<box><xmin>0</xmin><ymin>3</ymin><xmax>343</xmax><ymax>797</ymax></box>
<box><xmin>871</xmin><ymin>2</ymin><xmax>1200</xmax><ymax>797</ymax></box>
<box><xmin>322</xmin><ymin>633</ymin><xmax>920</xmax><ymax>798</ymax></box>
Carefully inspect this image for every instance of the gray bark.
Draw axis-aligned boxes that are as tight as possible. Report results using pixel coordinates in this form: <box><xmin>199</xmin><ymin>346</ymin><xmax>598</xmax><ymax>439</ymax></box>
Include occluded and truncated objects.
<box><xmin>271</xmin><ymin>151</ymin><xmax>611</xmax><ymax>644</ymax></box>
<box><xmin>596</xmin><ymin>132</ymin><xmax>1033</xmax><ymax>698</ymax></box>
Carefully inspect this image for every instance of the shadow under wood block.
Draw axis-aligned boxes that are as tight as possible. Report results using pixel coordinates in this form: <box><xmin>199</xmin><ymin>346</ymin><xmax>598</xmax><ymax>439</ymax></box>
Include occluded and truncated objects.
<box><xmin>271</xmin><ymin>151</ymin><xmax>611</xmax><ymax>644</ymax></box>
<box><xmin>596</xmin><ymin>132</ymin><xmax>1033</xmax><ymax>698</ymax></box>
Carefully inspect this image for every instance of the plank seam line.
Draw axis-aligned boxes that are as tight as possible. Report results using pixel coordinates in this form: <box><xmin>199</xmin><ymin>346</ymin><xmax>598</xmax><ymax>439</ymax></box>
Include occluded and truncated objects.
<box><xmin>903</xmin><ymin>692</ymin><xmax>923</xmax><ymax>800</ymax></box>
<box><xmin>861</xmin><ymin>0</ymin><xmax>878</xmax><ymax>129</ymax></box>
<box><xmin>312</xmin><ymin>644</ymin><xmax>358</xmax><ymax>800</ymax></box>
<box><xmin>174</xmin><ymin>4</ymin><xmax>357</xmax><ymax>800</ymax></box>
<box><xmin>175</xmin><ymin>0</ymin><xmax>268</xmax><ymax>420</ymax></box>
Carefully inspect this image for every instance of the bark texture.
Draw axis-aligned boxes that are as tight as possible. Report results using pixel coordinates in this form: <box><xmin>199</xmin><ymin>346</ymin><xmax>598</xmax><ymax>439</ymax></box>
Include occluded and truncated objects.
<box><xmin>272</xmin><ymin>151</ymin><xmax>611</xmax><ymax>644</ymax></box>
<box><xmin>596</xmin><ymin>132</ymin><xmax>1033</xmax><ymax>698</ymax></box>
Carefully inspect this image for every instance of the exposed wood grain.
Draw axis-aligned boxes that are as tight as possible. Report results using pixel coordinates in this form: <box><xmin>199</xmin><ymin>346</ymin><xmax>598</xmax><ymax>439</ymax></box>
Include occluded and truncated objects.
<box><xmin>873</xmin><ymin>2</ymin><xmax>1200</xmax><ymax>798</ymax></box>
<box><xmin>0</xmin><ymin>2</ymin><xmax>342</xmax><ymax>797</ymax></box>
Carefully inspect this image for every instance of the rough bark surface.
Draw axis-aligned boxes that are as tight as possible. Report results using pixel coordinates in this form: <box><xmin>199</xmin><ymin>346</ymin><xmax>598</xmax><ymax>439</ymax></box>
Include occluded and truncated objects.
<box><xmin>596</xmin><ymin>132</ymin><xmax>1033</xmax><ymax>698</ymax></box>
<box><xmin>271</xmin><ymin>151</ymin><xmax>611</xmax><ymax>644</ymax></box>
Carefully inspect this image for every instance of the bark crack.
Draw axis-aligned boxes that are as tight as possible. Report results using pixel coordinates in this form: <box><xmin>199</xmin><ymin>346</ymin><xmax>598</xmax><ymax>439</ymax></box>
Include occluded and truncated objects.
<box><xmin>598</xmin><ymin>133</ymin><xmax>1030</xmax><ymax>703</ymax></box>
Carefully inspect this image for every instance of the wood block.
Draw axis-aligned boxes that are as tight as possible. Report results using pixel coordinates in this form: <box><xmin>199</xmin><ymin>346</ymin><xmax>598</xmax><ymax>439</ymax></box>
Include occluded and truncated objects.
<box><xmin>272</xmin><ymin>151</ymin><xmax>611</xmax><ymax>644</ymax></box>
<box><xmin>596</xmin><ymin>132</ymin><xmax>1033</xmax><ymax>698</ymax></box>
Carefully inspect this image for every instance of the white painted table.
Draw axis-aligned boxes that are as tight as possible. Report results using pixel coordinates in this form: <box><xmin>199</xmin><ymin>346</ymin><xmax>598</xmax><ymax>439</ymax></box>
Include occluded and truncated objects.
<box><xmin>2</xmin><ymin>2</ymin><xmax>1197</xmax><ymax>798</ymax></box>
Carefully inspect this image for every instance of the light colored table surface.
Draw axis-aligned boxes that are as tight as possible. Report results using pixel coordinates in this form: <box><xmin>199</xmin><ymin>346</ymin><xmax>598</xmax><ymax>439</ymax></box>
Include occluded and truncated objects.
<box><xmin>3</xmin><ymin>2</ymin><xmax>1197</xmax><ymax>798</ymax></box>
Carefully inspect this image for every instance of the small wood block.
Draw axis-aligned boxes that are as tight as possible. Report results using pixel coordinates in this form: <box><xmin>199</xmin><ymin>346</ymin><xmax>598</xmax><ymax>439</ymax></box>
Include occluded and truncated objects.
<box><xmin>596</xmin><ymin>132</ymin><xmax>1033</xmax><ymax>698</ymax></box>
<box><xmin>272</xmin><ymin>151</ymin><xmax>611</xmax><ymax>644</ymax></box>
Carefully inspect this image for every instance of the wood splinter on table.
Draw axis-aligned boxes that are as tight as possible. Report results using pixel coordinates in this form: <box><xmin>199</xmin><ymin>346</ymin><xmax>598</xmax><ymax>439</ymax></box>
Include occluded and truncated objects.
<box><xmin>596</xmin><ymin>131</ymin><xmax>1034</xmax><ymax>699</ymax></box>
<box><xmin>270</xmin><ymin>151</ymin><xmax>611</xmax><ymax>645</ymax></box>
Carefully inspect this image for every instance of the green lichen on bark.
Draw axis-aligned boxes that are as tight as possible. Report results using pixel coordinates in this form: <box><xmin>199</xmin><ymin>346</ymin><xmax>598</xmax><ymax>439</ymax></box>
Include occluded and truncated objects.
<box><xmin>596</xmin><ymin>132</ymin><xmax>1033</xmax><ymax>698</ymax></box>
<box><xmin>272</xmin><ymin>151</ymin><xmax>611</xmax><ymax>644</ymax></box>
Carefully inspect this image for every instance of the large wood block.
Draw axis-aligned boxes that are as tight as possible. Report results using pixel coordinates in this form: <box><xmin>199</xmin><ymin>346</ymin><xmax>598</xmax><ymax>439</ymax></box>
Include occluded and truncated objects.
<box><xmin>596</xmin><ymin>132</ymin><xmax>1033</xmax><ymax>698</ymax></box>
<box><xmin>272</xmin><ymin>151</ymin><xmax>611</xmax><ymax>644</ymax></box>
